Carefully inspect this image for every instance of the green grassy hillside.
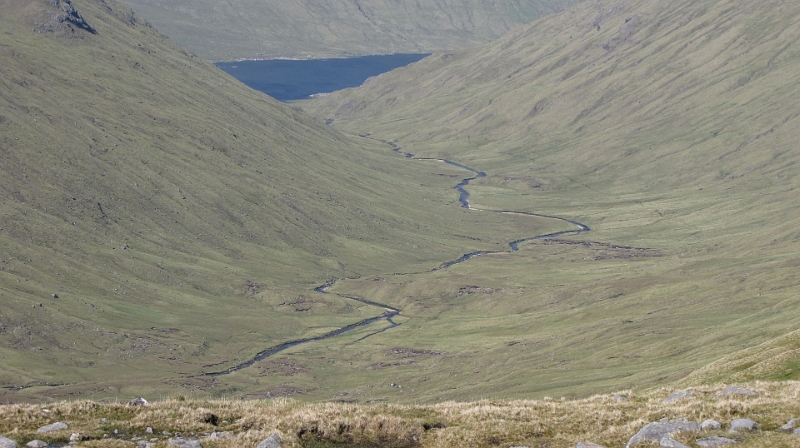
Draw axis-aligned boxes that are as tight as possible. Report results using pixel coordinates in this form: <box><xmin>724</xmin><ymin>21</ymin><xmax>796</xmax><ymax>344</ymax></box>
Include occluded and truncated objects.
<box><xmin>116</xmin><ymin>0</ymin><xmax>584</xmax><ymax>61</ymax></box>
<box><xmin>0</xmin><ymin>0</ymin><xmax>569</xmax><ymax>402</ymax></box>
<box><xmin>5</xmin><ymin>0</ymin><xmax>800</xmax><ymax>409</ymax></box>
<box><xmin>296</xmin><ymin>0</ymin><xmax>800</xmax><ymax>401</ymax></box>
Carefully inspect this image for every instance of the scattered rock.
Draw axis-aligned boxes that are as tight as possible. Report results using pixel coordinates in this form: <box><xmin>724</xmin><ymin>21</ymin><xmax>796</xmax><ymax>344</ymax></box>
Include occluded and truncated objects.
<box><xmin>611</xmin><ymin>394</ymin><xmax>628</xmax><ymax>402</ymax></box>
<box><xmin>715</xmin><ymin>386</ymin><xmax>757</xmax><ymax>398</ymax></box>
<box><xmin>26</xmin><ymin>441</ymin><xmax>47</xmax><ymax>448</ymax></box>
<box><xmin>793</xmin><ymin>428</ymin><xmax>800</xmax><ymax>436</ymax></box>
<box><xmin>51</xmin><ymin>294</ymin><xmax>58</xmax><ymax>299</ymax></box>
<box><xmin>129</xmin><ymin>397</ymin><xmax>149</xmax><ymax>406</ymax></box>
<box><xmin>663</xmin><ymin>391</ymin><xmax>693</xmax><ymax>403</ymax></box>
<box><xmin>696</xmin><ymin>436</ymin><xmax>738</xmax><ymax>447</ymax></box>
<box><xmin>729</xmin><ymin>418</ymin><xmax>758</xmax><ymax>432</ymax></box>
<box><xmin>0</xmin><ymin>435</ymin><xmax>16</xmax><ymax>448</ymax></box>
<box><xmin>146</xmin><ymin>427</ymin><xmax>153</xmax><ymax>434</ymax></box>
<box><xmin>577</xmin><ymin>443</ymin><xmax>605</xmax><ymax>448</ymax></box>
<box><xmin>208</xmin><ymin>432</ymin><xmax>233</xmax><ymax>439</ymax></box>
<box><xmin>69</xmin><ymin>433</ymin><xmax>86</xmax><ymax>442</ymax></box>
<box><xmin>626</xmin><ymin>418</ymin><xmax>700</xmax><ymax>447</ymax></box>
<box><xmin>660</xmin><ymin>436</ymin><xmax>691</xmax><ymax>448</ymax></box>
<box><xmin>37</xmin><ymin>422</ymin><xmax>68</xmax><ymax>433</ymax></box>
<box><xmin>701</xmin><ymin>420</ymin><xmax>722</xmax><ymax>430</ymax></box>
<box><xmin>101</xmin><ymin>418</ymin><xmax>108</xmax><ymax>423</ymax></box>
<box><xmin>168</xmin><ymin>439</ymin><xmax>202</xmax><ymax>448</ymax></box>
<box><xmin>256</xmin><ymin>433</ymin><xmax>282</xmax><ymax>448</ymax></box>
<box><xmin>779</xmin><ymin>418</ymin><xmax>798</xmax><ymax>431</ymax></box>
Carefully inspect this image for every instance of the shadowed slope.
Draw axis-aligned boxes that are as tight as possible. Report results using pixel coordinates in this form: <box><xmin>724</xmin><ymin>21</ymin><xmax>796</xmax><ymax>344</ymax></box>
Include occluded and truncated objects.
<box><xmin>116</xmin><ymin>0</ymin><xmax>584</xmax><ymax>60</ymax></box>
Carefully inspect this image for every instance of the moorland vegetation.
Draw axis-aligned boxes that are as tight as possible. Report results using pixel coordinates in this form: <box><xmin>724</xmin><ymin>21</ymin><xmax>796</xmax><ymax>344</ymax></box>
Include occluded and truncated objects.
<box><xmin>2</xmin><ymin>0</ymin><xmax>800</xmax><ymax>446</ymax></box>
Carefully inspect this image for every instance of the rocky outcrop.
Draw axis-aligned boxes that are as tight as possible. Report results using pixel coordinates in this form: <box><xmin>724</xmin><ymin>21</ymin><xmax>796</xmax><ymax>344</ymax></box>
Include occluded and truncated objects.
<box><xmin>780</xmin><ymin>418</ymin><xmax>798</xmax><ymax>431</ymax></box>
<box><xmin>626</xmin><ymin>418</ymin><xmax>700</xmax><ymax>447</ymax></box>
<box><xmin>663</xmin><ymin>391</ymin><xmax>693</xmax><ymax>403</ymax></box>
<box><xmin>129</xmin><ymin>397</ymin><xmax>149</xmax><ymax>406</ymax></box>
<box><xmin>168</xmin><ymin>439</ymin><xmax>202</xmax><ymax>448</ymax></box>
<box><xmin>714</xmin><ymin>387</ymin><xmax>757</xmax><ymax>398</ymax></box>
<box><xmin>36</xmin><ymin>422</ymin><xmax>68</xmax><ymax>433</ymax></box>
<box><xmin>696</xmin><ymin>436</ymin><xmax>738</xmax><ymax>447</ymax></box>
<box><xmin>256</xmin><ymin>434</ymin><xmax>282</xmax><ymax>448</ymax></box>
<box><xmin>729</xmin><ymin>418</ymin><xmax>758</xmax><ymax>432</ymax></box>
<box><xmin>659</xmin><ymin>436</ymin><xmax>691</xmax><ymax>448</ymax></box>
<box><xmin>0</xmin><ymin>435</ymin><xmax>17</xmax><ymax>448</ymax></box>
<box><xmin>35</xmin><ymin>0</ymin><xmax>98</xmax><ymax>34</ymax></box>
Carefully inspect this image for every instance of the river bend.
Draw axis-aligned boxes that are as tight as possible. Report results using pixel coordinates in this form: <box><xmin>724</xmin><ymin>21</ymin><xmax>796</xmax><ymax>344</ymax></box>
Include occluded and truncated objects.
<box><xmin>204</xmin><ymin>139</ymin><xmax>590</xmax><ymax>376</ymax></box>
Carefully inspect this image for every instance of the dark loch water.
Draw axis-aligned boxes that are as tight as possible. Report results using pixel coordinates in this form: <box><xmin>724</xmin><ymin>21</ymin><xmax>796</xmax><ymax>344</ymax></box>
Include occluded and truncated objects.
<box><xmin>215</xmin><ymin>53</ymin><xmax>429</xmax><ymax>102</ymax></box>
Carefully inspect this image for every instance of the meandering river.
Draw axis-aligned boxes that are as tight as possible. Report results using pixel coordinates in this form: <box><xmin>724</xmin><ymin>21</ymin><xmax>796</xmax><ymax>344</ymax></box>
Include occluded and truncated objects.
<box><xmin>204</xmin><ymin>139</ymin><xmax>589</xmax><ymax>376</ymax></box>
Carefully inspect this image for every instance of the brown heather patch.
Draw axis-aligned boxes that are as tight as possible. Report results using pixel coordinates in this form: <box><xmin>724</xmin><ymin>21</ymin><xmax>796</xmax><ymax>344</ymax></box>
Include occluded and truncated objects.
<box><xmin>0</xmin><ymin>382</ymin><xmax>798</xmax><ymax>447</ymax></box>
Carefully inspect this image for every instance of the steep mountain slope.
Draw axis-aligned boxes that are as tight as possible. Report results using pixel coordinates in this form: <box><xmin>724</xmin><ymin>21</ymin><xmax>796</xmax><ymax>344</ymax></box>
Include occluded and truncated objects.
<box><xmin>116</xmin><ymin>0</ymin><xmax>584</xmax><ymax>60</ymax></box>
<box><xmin>0</xmin><ymin>0</ymin><xmax>564</xmax><ymax>401</ymax></box>
<box><xmin>306</xmin><ymin>0</ymin><xmax>800</xmax><ymax>248</ymax></box>
<box><xmin>295</xmin><ymin>0</ymin><xmax>800</xmax><ymax>401</ymax></box>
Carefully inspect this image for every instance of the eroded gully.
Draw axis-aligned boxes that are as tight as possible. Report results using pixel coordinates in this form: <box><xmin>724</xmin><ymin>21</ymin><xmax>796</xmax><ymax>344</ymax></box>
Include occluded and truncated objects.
<box><xmin>204</xmin><ymin>139</ymin><xmax>589</xmax><ymax>376</ymax></box>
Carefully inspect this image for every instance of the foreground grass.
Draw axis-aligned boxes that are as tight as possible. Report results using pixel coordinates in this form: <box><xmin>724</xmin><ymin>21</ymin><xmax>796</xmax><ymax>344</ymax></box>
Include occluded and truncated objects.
<box><xmin>0</xmin><ymin>382</ymin><xmax>798</xmax><ymax>447</ymax></box>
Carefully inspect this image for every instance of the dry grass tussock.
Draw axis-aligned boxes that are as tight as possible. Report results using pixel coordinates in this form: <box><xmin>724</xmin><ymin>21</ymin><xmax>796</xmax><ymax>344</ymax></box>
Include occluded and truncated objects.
<box><xmin>1</xmin><ymin>382</ymin><xmax>799</xmax><ymax>447</ymax></box>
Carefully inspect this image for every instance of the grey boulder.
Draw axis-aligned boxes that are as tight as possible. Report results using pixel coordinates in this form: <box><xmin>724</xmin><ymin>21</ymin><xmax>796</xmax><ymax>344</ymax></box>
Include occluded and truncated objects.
<box><xmin>780</xmin><ymin>418</ymin><xmax>798</xmax><ymax>431</ymax></box>
<box><xmin>256</xmin><ymin>434</ymin><xmax>282</xmax><ymax>448</ymax></box>
<box><xmin>794</xmin><ymin>428</ymin><xmax>800</xmax><ymax>435</ymax></box>
<box><xmin>37</xmin><ymin>422</ymin><xmax>68</xmax><ymax>433</ymax></box>
<box><xmin>663</xmin><ymin>391</ymin><xmax>693</xmax><ymax>403</ymax></box>
<box><xmin>729</xmin><ymin>418</ymin><xmax>758</xmax><ymax>432</ymax></box>
<box><xmin>0</xmin><ymin>435</ymin><xmax>16</xmax><ymax>448</ymax></box>
<box><xmin>696</xmin><ymin>436</ymin><xmax>738</xmax><ymax>447</ymax></box>
<box><xmin>660</xmin><ymin>436</ymin><xmax>691</xmax><ymax>448</ymax></box>
<box><xmin>129</xmin><ymin>397</ymin><xmax>149</xmax><ymax>406</ymax></box>
<box><xmin>701</xmin><ymin>420</ymin><xmax>722</xmax><ymax>430</ymax></box>
<box><xmin>209</xmin><ymin>432</ymin><xmax>234</xmax><ymax>439</ymax></box>
<box><xmin>715</xmin><ymin>387</ymin><xmax>757</xmax><ymax>398</ymax></box>
<box><xmin>626</xmin><ymin>418</ymin><xmax>700</xmax><ymax>447</ymax></box>
<box><xmin>26</xmin><ymin>442</ymin><xmax>47</xmax><ymax>448</ymax></box>
<box><xmin>168</xmin><ymin>439</ymin><xmax>202</xmax><ymax>448</ymax></box>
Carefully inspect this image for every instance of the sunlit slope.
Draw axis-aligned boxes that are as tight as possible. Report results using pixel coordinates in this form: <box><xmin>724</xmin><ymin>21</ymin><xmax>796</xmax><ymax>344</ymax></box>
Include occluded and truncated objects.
<box><xmin>0</xmin><ymin>0</ymin><xmax>567</xmax><ymax>401</ymax></box>
<box><xmin>305</xmin><ymin>0</ymin><xmax>800</xmax><ymax>247</ymax></box>
<box><xmin>293</xmin><ymin>0</ymin><xmax>800</xmax><ymax>401</ymax></box>
<box><xmin>117</xmin><ymin>0</ymin><xmax>584</xmax><ymax>60</ymax></box>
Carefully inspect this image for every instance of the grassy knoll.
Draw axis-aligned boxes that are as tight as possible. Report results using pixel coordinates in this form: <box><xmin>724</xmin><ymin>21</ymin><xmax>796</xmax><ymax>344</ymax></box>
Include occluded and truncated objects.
<box><xmin>115</xmin><ymin>0</ymin><xmax>584</xmax><ymax>61</ymax></box>
<box><xmin>0</xmin><ymin>0</ymin><xmax>569</xmax><ymax>402</ymax></box>
<box><xmin>1</xmin><ymin>381</ymin><xmax>799</xmax><ymax>447</ymax></box>
<box><xmin>296</xmin><ymin>0</ymin><xmax>800</xmax><ymax>402</ymax></box>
